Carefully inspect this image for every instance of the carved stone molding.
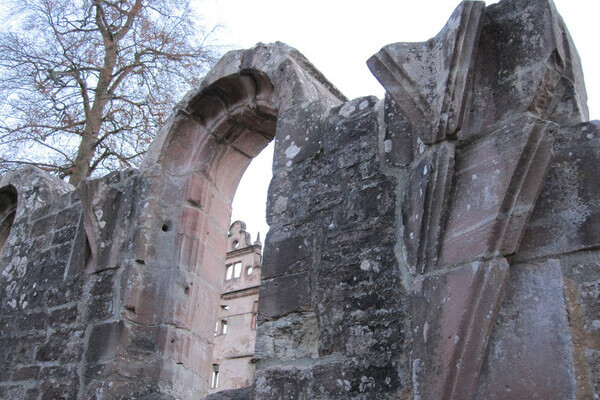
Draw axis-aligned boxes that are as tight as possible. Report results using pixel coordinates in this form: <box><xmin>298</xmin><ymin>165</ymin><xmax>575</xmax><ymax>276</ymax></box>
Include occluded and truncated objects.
<box><xmin>368</xmin><ymin>1</ymin><xmax>485</xmax><ymax>144</ymax></box>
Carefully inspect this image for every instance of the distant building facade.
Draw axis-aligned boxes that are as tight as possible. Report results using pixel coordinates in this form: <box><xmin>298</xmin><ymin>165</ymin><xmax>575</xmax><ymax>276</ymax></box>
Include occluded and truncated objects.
<box><xmin>209</xmin><ymin>221</ymin><xmax>262</xmax><ymax>393</ymax></box>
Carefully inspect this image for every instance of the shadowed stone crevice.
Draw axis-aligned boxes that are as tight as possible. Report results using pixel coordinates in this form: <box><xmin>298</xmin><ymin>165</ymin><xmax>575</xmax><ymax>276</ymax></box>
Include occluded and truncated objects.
<box><xmin>0</xmin><ymin>185</ymin><xmax>17</xmax><ymax>258</ymax></box>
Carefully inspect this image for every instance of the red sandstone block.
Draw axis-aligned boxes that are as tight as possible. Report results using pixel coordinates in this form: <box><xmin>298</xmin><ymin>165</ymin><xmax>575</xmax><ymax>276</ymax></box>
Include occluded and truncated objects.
<box><xmin>175</xmin><ymin>233</ymin><xmax>201</xmax><ymax>272</ymax></box>
<box><xmin>184</xmin><ymin>173</ymin><xmax>210</xmax><ymax>209</ymax></box>
<box><xmin>203</xmin><ymin>217</ymin><xmax>228</xmax><ymax>256</ymax></box>
<box><xmin>214</xmin><ymin>146</ymin><xmax>253</xmax><ymax>202</ymax></box>
<box><xmin>412</xmin><ymin>258</ymin><xmax>509</xmax><ymax>400</ymax></box>
<box><xmin>177</xmin><ymin>206</ymin><xmax>206</xmax><ymax>237</ymax></box>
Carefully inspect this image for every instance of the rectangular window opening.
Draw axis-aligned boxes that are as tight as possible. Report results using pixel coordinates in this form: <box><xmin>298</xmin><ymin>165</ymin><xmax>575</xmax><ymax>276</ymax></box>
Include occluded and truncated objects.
<box><xmin>211</xmin><ymin>364</ymin><xmax>219</xmax><ymax>389</ymax></box>
<box><xmin>233</xmin><ymin>261</ymin><xmax>242</xmax><ymax>278</ymax></box>
<box><xmin>221</xmin><ymin>319</ymin><xmax>228</xmax><ymax>335</ymax></box>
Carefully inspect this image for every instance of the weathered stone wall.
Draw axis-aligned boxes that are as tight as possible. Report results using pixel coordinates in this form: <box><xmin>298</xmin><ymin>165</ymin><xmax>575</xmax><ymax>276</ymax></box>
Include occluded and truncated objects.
<box><xmin>0</xmin><ymin>168</ymin><xmax>161</xmax><ymax>399</ymax></box>
<box><xmin>254</xmin><ymin>95</ymin><xmax>411</xmax><ymax>399</ymax></box>
<box><xmin>0</xmin><ymin>168</ymin><xmax>82</xmax><ymax>399</ymax></box>
<box><xmin>1</xmin><ymin>0</ymin><xmax>600</xmax><ymax>399</ymax></box>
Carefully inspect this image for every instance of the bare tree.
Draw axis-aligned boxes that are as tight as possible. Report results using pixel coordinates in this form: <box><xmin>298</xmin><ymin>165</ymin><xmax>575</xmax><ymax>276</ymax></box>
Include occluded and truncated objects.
<box><xmin>0</xmin><ymin>0</ymin><xmax>220</xmax><ymax>186</ymax></box>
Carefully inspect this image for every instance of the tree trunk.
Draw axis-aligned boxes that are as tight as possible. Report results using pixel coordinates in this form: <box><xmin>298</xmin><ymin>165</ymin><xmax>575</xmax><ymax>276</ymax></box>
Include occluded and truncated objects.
<box><xmin>69</xmin><ymin>116</ymin><xmax>101</xmax><ymax>186</ymax></box>
<box><xmin>68</xmin><ymin>29</ymin><xmax>119</xmax><ymax>187</ymax></box>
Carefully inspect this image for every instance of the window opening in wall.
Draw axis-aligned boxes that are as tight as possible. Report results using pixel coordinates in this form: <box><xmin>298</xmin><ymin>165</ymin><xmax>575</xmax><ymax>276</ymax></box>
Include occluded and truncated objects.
<box><xmin>221</xmin><ymin>305</ymin><xmax>229</xmax><ymax>311</ymax></box>
<box><xmin>230</xmin><ymin>142</ymin><xmax>272</xmax><ymax>248</ymax></box>
<box><xmin>160</xmin><ymin>71</ymin><xmax>276</xmax><ymax>398</ymax></box>
<box><xmin>246</xmin><ymin>265</ymin><xmax>253</xmax><ymax>275</ymax></box>
<box><xmin>226</xmin><ymin>261</ymin><xmax>242</xmax><ymax>280</ymax></box>
<box><xmin>233</xmin><ymin>262</ymin><xmax>241</xmax><ymax>278</ymax></box>
<box><xmin>214</xmin><ymin>319</ymin><xmax>228</xmax><ymax>336</ymax></box>
<box><xmin>211</xmin><ymin>365</ymin><xmax>219</xmax><ymax>389</ymax></box>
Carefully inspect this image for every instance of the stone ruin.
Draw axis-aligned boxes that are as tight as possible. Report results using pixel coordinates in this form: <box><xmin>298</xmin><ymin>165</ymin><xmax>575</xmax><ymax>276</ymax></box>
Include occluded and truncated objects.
<box><xmin>0</xmin><ymin>0</ymin><xmax>599</xmax><ymax>398</ymax></box>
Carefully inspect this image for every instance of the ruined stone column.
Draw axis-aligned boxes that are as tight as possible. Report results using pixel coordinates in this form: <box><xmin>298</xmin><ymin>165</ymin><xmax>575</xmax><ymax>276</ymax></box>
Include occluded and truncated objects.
<box><xmin>368</xmin><ymin>0</ymin><xmax>596</xmax><ymax>399</ymax></box>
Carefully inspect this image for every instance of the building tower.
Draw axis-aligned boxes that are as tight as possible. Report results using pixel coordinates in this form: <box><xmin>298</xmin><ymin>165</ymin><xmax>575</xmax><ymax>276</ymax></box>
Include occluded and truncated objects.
<box><xmin>209</xmin><ymin>221</ymin><xmax>262</xmax><ymax>393</ymax></box>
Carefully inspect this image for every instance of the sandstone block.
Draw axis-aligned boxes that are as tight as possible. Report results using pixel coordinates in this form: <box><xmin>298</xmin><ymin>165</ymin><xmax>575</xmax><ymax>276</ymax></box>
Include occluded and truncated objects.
<box><xmin>412</xmin><ymin>258</ymin><xmax>509</xmax><ymax>400</ymax></box>
<box><xmin>258</xmin><ymin>272</ymin><xmax>311</xmax><ymax>320</ymax></box>
<box><xmin>402</xmin><ymin>142</ymin><xmax>455</xmax><ymax>274</ymax></box>
<box><xmin>463</xmin><ymin>0</ymin><xmax>588</xmax><ymax>139</ymax></box>
<box><xmin>518</xmin><ymin>121</ymin><xmax>600</xmax><ymax>260</ymax></box>
<box><xmin>369</xmin><ymin>1</ymin><xmax>485</xmax><ymax>143</ymax></box>
<box><xmin>261</xmin><ymin>234</ymin><xmax>312</xmax><ymax>280</ymax></box>
<box><xmin>441</xmin><ymin>116</ymin><xmax>555</xmax><ymax>266</ymax></box>
<box><xmin>475</xmin><ymin>259</ymin><xmax>576</xmax><ymax>399</ymax></box>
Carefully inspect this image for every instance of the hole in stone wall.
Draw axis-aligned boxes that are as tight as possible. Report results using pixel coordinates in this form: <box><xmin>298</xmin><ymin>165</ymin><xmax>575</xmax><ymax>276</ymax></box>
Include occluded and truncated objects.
<box><xmin>0</xmin><ymin>185</ymin><xmax>18</xmax><ymax>261</ymax></box>
<box><xmin>161</xmin><ymin>222</ymin><xmax>170</xmax><ymax>232</ymax></box>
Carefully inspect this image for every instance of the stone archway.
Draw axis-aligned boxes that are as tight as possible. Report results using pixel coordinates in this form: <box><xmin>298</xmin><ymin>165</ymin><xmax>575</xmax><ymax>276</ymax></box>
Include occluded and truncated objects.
<box><xmin>141</xmin><ymin>45</ymin><xmax>346</xmax><ymax>399</ymax></box>
<box><xmin>146</xmin><ymin>68</ymin><xmax>280</xmax><ymax>399</ymax></box>
<box><xmin>78</xmin><ymin>43</ymin><xmax>345</xmax><ymax>399</ymax></box>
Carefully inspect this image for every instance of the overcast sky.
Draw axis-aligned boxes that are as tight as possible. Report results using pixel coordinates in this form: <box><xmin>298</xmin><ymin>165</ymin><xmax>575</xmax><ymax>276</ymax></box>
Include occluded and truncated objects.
<box><xmin>194</xmin><ymin>0</ymin><xmax>600</xmax><ymax>241</ymax></box>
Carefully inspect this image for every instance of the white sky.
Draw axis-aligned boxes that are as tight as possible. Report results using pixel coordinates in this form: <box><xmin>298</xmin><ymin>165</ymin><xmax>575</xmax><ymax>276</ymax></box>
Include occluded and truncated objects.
<box><xmin>194</xmin><ymin>0</ymin><xmax>600</xmax><ymax>241</ymax></box>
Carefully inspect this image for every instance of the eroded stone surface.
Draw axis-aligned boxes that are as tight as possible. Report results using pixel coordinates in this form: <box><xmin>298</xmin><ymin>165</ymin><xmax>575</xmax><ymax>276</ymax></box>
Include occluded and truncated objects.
<box><xmin>462</xmin><ymin>0</ymin><xmax>588</xmax><ymax>139</ymax></box>
<box><xmin>368</xmin><ymin>1</ymin><xmax>485</xmax><ymax>143</ymax></box>
<box><xmin>0</xmin><ymin>168</ymin><xmax>83</xmax><ymax>399</ymax></box>
<box><xmin>412</xmin><ymin>259</ymin><xmax>509</xmax><ymax>400</ymax></box>
<box><xmin>517</xmin><ymin>121</ymin><xmax>600</xmax><ymax>260</ymax></box>
<box><xmin>402</xmin><ymin>142</ymin><xmax>455</xmax><ymax>274</ymax></box>
<box><xmin>255</xmin><ymin>96</ymin><xmax>411</xmax><ymax>399</ymax></box>
<box><xmin>560</xmin><ymin>253</ymin><xmax>600</xmax><ymax>399</ymax></box>
<box><xmin>441</xmin><ymin>115</ymin><xmax>555</xmax><ymax>266</ymax></box>
<box><xmin>475</xmin><ymin>260</ymin><xmax>577</xmax><ymax>400</ymax></box>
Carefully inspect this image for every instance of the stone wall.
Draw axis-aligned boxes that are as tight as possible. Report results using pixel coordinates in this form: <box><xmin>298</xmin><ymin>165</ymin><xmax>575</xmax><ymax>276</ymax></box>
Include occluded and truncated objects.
<box><xmin>254</xmin><ymin>94</ymin><xmax>411</xmax><ymax>399</ymax></box>
<box><xmin>0</xmin><ymin>168</ymin><xmax>83</xmax><ymax>399</ymax></box>
<box><xmin>1</xmin><ymin>0</ymin><xmax>600</xmax><ymax>399</ymax></box>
